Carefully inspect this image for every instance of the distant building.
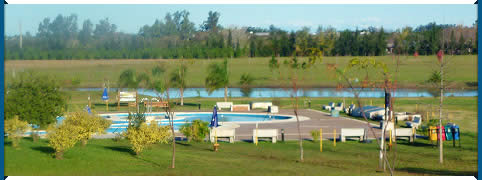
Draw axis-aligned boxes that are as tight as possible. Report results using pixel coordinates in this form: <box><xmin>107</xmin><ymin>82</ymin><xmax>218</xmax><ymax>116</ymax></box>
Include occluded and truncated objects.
<box><xmin>253</xmin><ymin>32</ymin><xmax>270</xmax><ymax>36</ymax></box>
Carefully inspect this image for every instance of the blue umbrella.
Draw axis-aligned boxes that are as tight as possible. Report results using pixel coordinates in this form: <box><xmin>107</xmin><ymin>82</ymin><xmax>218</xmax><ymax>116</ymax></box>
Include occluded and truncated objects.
<box><xmin>102</xmin><ymin>88</ymin><xmax>109</xmax><ymax>101</ymax></box>
<box><xmin>210</xmin><ymin>106</ymin><xmax>219</xmax><ymax>128</ymax></box>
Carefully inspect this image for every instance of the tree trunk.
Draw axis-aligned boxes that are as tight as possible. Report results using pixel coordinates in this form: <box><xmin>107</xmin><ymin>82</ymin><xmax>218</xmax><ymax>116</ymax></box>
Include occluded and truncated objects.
<box><xmin>292</xmin><ymin>75</ymin><xmax>304</xmax><ymax>162</ymax></box>
<box><xmin>171</xmin><ymin>112</ymin><xmax>176</xmax><ymax>168</ymax></box>
<box><xmin>82</xmin><ymin>139</ymin><xmax>88</xmax><ymax>147</ymax></box>
<box><xmin>55</xmin><ymin>151</ymin><xmax>64</xmax><ymax>160</ymax></box>
<box><xmin>180</xmin><ymin>87</ymin><xmax>184</xmax><ymax>106</ymax></box>
<box><xmin>224</xmin><ymin>86</ymin><xmax>228</xmax><ymax>102</ymax></box>
<box><xmin>439</xmin><ymin>60</ymin><xmax>444</xmax><ymax>164</ymax></box>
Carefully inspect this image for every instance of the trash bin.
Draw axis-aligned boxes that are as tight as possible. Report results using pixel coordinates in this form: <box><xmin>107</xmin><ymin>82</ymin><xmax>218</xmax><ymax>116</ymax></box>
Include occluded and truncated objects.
<box><xmin>445</xmin><ymin>125</ymin><xmax>454</xmax><ymax>141</ymax></box>
<box><xmin>428</xmin><ymin>126</ymin><xmax>438</xmax><ymax>141</ymax></box>
<box><xmin>453</xmin><ymin>125</ymin><xmax>460</xmax><ymax>140</ymax></box>
<box><xmin>435</xmin><ymin>125</ymin><xmax>446</xmax><ymax>141</ymax></box>
<box><xmin>331</xmin><ymin>110</ymin><xmax>339</xmax><ymax>117</ymax></box>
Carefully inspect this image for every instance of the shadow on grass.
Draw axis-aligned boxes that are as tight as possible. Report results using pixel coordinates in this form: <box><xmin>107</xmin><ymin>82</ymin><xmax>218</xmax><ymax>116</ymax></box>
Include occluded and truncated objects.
<box><xmin>104</xmin><ymin>146</ymin><xmax>135</xmax><ymax>156</ymax></box>
<box><xmin>4</xmin><ymin>141</ymin><xmax>12</xmax><ymax>146</ymax></box>
<box><xmin>397</xmin><ymin>167</ymin><xmax>476</xmax><ymax>176</ymax></box>
<box><xmin>398</xmin><ymin>141</ymin><xmax>435</xmax><ymax>148</ymax></box>
<box><xmin>31</xmin><ymin>146</ymin><xmax>55</xmax><ymax>154</ymax></box>
<box><xmin>175</xmin><ymin>141</ymin><xmax>192</xmax><ymax>146</ymax></box>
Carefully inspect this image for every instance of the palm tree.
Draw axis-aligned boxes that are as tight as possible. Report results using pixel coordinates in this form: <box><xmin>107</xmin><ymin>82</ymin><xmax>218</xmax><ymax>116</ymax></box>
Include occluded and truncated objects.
<box><xmin>239</xmin><ymin>73</ymin><xmax>254</xmax><ymax>97</ymax></box>
<box><xmin>170</xmin><ymin>64</ymin><xmax>187</xmax><ymax>106</ymax></box>
<box><xmin>205</xmin><ymin>59</ymin><xmax>229</xmax><ymax>102</ymax></box>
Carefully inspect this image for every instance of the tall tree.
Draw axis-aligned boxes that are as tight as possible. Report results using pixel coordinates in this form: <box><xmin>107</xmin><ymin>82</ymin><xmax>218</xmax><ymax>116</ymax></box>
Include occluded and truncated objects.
<box><xmin>201</xmin><ymin>11</ymin><xmax>221</xmax><ymax>33</ymax></box>
<box><xmin>205</xmin><ymin>59</ymin><xmax>229</xmax><ymax>102</ymax></box>
<box><xmin>170</xmin><ymin>63</ymin><xmax>188</xmax><ymax>106</ymax></box>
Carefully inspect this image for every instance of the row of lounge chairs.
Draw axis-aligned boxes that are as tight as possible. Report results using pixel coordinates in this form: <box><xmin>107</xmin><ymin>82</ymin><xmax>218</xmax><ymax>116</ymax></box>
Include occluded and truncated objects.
<box><xmin>322</xmin><ymin>102</ymin><xmax>423</xmax><ymax>129</ymax></box>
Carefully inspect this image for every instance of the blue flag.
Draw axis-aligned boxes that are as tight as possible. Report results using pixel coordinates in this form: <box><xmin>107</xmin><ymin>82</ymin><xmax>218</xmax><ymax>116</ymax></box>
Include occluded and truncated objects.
<box><xmin>210</xmin><ymin>106</ymin><xmax>219</xmax><ymax>127</ymax></box>
<box><xmin>102</xmin><ymin>88</ymin><xmax>109</xmax><ymax>101</ymax></box>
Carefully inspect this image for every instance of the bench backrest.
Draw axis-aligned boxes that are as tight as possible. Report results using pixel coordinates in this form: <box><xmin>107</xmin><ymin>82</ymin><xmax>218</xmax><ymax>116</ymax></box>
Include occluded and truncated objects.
<box><xmin>216</xmin><ymin>102</ymin><xmax>233</xmax><ymax>109</ymax></box>
<box><xmin>395</xmin><ymin>128</ymin><xmax>414</xmax><ymax>136</ymax></box>
<box><xmin>210</xmin><ymin>128</ymin><xmax>235</xmax><ymax>137</ymax></box>
<box><xmin>341</xmin><ymin>128</ymin><xmax>365</xmax><ymax>136</ymax></box>
<box><xmin>252</xmin><ymin>129</ymin><xmax>278</xmax><ymax>137</ymax></box>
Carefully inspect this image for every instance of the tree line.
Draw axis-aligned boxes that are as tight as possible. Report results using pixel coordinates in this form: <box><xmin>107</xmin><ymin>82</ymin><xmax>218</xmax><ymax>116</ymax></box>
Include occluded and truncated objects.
<box><xmin>4</xmin><ymin>11</ymin><xmax>477</xmax><ymax>60</ymax></box>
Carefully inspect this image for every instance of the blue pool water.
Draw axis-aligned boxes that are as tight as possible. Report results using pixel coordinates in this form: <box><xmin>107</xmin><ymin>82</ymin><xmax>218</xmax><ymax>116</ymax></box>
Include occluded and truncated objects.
<box><xmin>101</xmin><ymin>113</ymin><xmax>291</xmax><ymax>133</ymax></box>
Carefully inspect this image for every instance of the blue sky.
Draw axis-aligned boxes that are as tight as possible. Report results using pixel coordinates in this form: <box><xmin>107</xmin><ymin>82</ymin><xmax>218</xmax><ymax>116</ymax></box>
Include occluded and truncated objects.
<box><xmin>4</xmin><ymin>4</ymin><xmax>477</xmax><ymax>36</ymax></box>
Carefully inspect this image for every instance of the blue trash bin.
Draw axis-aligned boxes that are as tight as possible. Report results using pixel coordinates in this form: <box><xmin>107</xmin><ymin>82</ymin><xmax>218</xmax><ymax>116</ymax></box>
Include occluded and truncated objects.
<box><xmin>453</xmin><ymin>125</ymin><xmax>460</xmax><ymax>140</ymax></box>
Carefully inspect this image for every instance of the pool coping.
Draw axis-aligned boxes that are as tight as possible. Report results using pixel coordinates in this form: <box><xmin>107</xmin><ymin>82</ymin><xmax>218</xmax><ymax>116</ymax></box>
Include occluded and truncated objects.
<box><xmin>100</xmin><ymin>112</ymin><xmax>311</xmax><ymax>125</ymax></box>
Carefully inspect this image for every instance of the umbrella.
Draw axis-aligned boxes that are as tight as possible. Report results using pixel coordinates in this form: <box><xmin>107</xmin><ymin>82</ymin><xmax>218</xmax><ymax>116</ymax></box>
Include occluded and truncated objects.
<box><xmin>102</xmin><ymin>88</ymin><xmax>109</xmax><ymax>101</ymax></box>
<box><xmin>210</xmin><ymin>106</ymin><xmax>219</xmax><ymax>128</ymax></box>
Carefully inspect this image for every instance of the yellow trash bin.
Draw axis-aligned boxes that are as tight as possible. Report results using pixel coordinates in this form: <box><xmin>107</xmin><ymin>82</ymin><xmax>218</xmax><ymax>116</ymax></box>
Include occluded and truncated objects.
<box><xmin>429</xmin><ymin>126</ymin><xmax>438</xmax><ymax>141</ymax></box>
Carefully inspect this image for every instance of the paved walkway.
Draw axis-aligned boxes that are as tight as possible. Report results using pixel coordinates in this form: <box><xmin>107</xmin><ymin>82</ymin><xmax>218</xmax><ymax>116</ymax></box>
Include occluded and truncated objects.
<box><xmin>228</xmin><ymin>109</ymin><xmax>383</xmax><ymax>142</ymax></box>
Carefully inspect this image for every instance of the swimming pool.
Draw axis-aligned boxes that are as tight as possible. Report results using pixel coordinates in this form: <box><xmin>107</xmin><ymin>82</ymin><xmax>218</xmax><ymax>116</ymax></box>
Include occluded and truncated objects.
<box><xmin>99</xmin><ymin>112</ymin><xmax>300</xmax><ymax>133</ymax></box>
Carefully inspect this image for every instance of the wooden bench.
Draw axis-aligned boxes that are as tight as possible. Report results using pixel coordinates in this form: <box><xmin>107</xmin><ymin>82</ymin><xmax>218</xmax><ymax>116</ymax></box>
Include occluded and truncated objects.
<box><xmin>144</xmin><ymin>101</ymin><xmax>168</xmax><ymax>108</ymax></box>
<box><xmin>210</xmin><ymin>128</ymin><xmax>236</xmax><ymax>143</ymax></box>
<box><xmin>231</xmin><ymin>104</ymin><xmax>250</xmax><ymax>112</ymax></box>
<box><xmin>216</xmin><ymin>102</ymin><xmax>233</xmax><ymax>110</ymax></box>
<box><xmin>340</xmin><ymin>128</ymin><xmax>365</xmax><ymax>142</ymax></box>
<box><xmin>252</xmin><ymin>129</ymin><xmax>278</xmax><ymax>143</ymax></box>
<box><xmin>394</xmin><ymin>128</ymin><xmax>415</xmax><ymax>142</ymax></box>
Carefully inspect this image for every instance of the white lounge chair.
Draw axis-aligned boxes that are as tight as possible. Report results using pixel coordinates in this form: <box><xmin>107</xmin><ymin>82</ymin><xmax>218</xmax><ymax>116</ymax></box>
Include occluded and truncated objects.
<box><xmin>344</xmin><ymin>104</ymin><xmax>356</xmax><ymax>115</ymax></box>
<box><xmin>334</xmin><ymin>102</ymin><xmax>344</xmax><ymax>111</ymax></box>
<box><xmin>323</xmin><ymin>102</ymin><xmax>335</xmax><ymax>111</ymax></box>
<box><xmin>406</xmin><ymin>116</ymin><xmax>422</xmax><ymax>129</ymax></box>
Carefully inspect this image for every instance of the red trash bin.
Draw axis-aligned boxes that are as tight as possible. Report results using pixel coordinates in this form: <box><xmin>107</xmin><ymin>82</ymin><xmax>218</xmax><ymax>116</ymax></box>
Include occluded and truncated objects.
<box><xmin>436</xmin><ymin>126</ymin><xmax>446</xmax><ymax>141</ymax></box>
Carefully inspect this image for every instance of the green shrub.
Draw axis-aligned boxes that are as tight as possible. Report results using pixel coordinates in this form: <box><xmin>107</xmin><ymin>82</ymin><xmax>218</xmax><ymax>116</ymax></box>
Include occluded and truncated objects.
<box><xmin>62</xmin><ymin>111</ymin><xmax>111</xmax><ymax>146</ymax></box>
<box><xmin>126</xmin><ymin>123</ymin><xmax>171</xmax><ymax>155</ymax></box>
<box><xmin>4</xmin><ymin>116</ymin><xmax>30</xmax><ymax>149</ymax></box>
<box><xmin>310</xmin><ymin>129</ymin><xmax>320</xmax><ymax>142</ymax></box>
<box><xmin>180</xmin><ymin>119</ymin><xmax>209</xmax><ymax>142</ymax></box>
<box><xmin>47</xmin><ymin>123</ymin><xmax>81</xmax><ymax>159</ymax></box>
<box><xmin>5</xmin><ymin>72</ymin><xmax>67</xmax><ymax>128</ymax></box>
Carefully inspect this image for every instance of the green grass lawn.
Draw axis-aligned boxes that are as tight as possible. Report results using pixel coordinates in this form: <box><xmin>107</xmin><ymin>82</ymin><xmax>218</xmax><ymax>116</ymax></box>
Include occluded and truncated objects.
<box><xmin>5</xmin><ymin>133</ymin><xmax>477</xmax><ymax>176</ymax></box>
<box><xmin>5</xmin><ymin>55</ymin><xmax>477</xmax><ymax>89</ymax></box>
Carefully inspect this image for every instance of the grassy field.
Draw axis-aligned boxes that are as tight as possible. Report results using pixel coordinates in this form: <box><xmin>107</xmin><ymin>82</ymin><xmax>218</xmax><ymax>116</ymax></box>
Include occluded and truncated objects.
<box><xmin>5</xmin><ymin>55</ymin><xmax>477</xmax><ymax>89</ymax></box>
<box><xmin>5</xmin><ymin>134</ymin><xmax>477</xmax><ymax>176</ymax></box>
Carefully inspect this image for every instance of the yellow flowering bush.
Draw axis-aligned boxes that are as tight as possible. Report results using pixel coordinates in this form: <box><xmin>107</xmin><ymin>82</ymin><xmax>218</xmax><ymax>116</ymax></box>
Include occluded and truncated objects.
<box><xmin>126</xmin><ymin>122</ymin><xmax>171</xmax><ymax>155</ymax></box>
<box><xmin>47</xmin><ymin>123</ymin><xmax>81</xmax><ymax>159</ymax></box>
<box><xmin>4</xmin><ymin>116</ymin><xmax>30</xmax><ymax>148</ymax></box>
<box><xmin>62</xmin><ymin>111</ymin><xmax>111</xmax><ymax>146</ymax></box>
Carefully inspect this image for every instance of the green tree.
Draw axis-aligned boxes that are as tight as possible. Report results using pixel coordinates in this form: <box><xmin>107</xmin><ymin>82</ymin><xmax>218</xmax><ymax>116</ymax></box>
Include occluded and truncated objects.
<box><xmin>170</xmin><ymin>63</ymin><xmax>188</xmax><ymax>106</ymax></box>
<box><xmin>5</xmin><ymin>72</ymin><xmax>67</xmax><ymax>128</ymax></box>
<box><xmin>239</xmin><ymin>73</ymin><xmax>255</xmax><ymax>97</ymax></box>
<box><xmin>205</xmin><ymin>59</ymin><xmax>229</xmax><ymax>102</ymax></box>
